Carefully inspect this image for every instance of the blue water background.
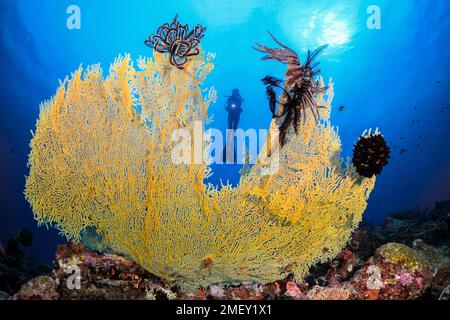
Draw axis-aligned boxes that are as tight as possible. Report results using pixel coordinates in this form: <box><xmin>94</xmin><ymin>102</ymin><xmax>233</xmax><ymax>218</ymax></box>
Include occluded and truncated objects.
<box><xmin>1</xmin><ymin>0</ymin><xmax>449</xmax><ymax>264</ymax></box>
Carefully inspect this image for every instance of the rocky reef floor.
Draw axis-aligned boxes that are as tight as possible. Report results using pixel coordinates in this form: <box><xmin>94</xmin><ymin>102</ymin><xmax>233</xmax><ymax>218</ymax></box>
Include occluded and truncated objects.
<box><xmin>1</xmin><ymin>201</ymin><xmax>449</xmax><ymax>300</ymax></box>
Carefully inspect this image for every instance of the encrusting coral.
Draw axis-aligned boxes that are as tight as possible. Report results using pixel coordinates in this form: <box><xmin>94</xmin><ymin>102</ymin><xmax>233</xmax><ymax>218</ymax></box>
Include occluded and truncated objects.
<box><xmin>25</xmin><ymin>47</ymin><xmax>376</xmax><ymax>291</ymax></box>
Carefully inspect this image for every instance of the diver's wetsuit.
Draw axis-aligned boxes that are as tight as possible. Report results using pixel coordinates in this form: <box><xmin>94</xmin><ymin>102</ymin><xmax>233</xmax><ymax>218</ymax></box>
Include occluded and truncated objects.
<box><xmin>226</xmin><ymin>96</ymin><xmax>243</xmax><ymax>131</ymax></box>
<box><xmin>223</xmin><ymin>92</ymin><xmax>244</xmax><ymax>163</ymax></box>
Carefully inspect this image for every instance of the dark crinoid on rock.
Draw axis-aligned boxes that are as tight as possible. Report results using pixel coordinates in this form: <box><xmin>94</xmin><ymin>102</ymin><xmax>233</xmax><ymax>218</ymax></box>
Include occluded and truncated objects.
<box><xmin>352</xmin><ymin>130</ymin><xmax>390</xmax><ymax>178</ymax></box>
<box><xmin>144</xmin><ymin>14</ymin><xmax>206</xmax><ymax>69</ymax></box>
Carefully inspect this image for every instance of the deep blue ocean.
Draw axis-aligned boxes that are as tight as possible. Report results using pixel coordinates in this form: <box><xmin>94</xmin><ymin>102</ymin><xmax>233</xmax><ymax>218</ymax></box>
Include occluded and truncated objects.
<box><xmin>1</xmin><ymin>0</ymin><xmax>449</xmax><ymax>265</ymax></box>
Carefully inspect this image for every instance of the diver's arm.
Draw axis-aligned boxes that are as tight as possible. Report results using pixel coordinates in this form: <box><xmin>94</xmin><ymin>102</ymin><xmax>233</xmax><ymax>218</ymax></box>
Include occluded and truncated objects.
<box><xmin>238</xmin><ymin>102</ymin><xmax>243</xmax><ymax>113</ymax></box>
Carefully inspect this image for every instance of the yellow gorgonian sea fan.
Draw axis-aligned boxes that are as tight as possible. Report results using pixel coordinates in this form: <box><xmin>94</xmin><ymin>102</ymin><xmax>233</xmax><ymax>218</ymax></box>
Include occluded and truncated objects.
<box><xmin>25</xmin><ymin>51</ymin><xmax>375</xmax><ymax>291</ymax></box>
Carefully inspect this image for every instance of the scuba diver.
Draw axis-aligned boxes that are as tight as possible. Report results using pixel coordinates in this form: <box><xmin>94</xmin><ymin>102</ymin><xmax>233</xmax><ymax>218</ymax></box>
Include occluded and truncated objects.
<box><xmin>223</xmin><ymin>89</ymin><xmax>244</xmax><ymax>163</ymax></box>
<box><xmin>225</xmin><ymin>89</ymin><xmax>244</xmax><ymax>131</ymax></box>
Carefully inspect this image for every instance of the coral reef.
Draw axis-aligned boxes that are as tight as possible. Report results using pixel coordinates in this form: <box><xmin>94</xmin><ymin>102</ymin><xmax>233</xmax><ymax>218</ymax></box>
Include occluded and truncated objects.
<box><xmin>306</xmin><ymin>285</ymin><xmax>355</xmax><ymax>300</ymax></box>
<box><xmin>24</xmin><ymin>45</ymin><xmax>376</xmax><ymax>291</ymax></box>
<box><xmin>349</xmin><ymin>243</ymin><xmax>431</xmax><ymax>300</ymax></box>
<box><xmin>380</xmin><ymin>201</ymin><xmax>450</xmax><ymax>247</ymax></box>
<box><xmin>8</xmin><ymin>199</ymin><xmax>450</xmax><ymax>300</ymax></box>
<box><xmin>12</xmin><ymin>276</ymin><xmax>59</xmax><ymax>300</ymax></box>
<box><xmin>12</xmin><ymin>243</ymin><xmax>175</xmax><ymax>300</ymax></box>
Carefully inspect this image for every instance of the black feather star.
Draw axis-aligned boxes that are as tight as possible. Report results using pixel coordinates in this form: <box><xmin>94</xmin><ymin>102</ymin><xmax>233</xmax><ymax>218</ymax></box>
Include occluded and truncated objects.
<box><xmin>257</xmin><ymin>34</ymin><xmax>328</xmax><ymax>148</ymax></box>
<box><xmin>262</xmin><ymin>75</ymin><xmax>324</xmax><ymax>147</ymax></box>
<box><xmin>262</xmin><ymin>75</ymin><xmax>286</xmax><ymax>118</ymax></box>
<box><xmin>266</xmin><ymin>86</ymin><xmax>277</xmax><ymax>116</ymax></box>
<box><xmin>352</xmin><ymin>131</ymin><xmax>390</xmax><ymax>178</ymax></box>
<box><xmin>262</xmin><ymin>75</ymin><xmax>283</xmax><ymax>88</ymax></box>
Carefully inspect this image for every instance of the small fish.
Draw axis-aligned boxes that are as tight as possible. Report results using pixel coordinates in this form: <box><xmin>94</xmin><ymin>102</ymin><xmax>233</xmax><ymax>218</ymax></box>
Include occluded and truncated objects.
<box><xmin>400</xmin><ymin>148</ymin><xmax>407</xmax><ymax>155</ymax></box>
<box><xmin>338</xmin><ymin>105</ymin><xmax>345</xmax><ymax>112</ymax></box>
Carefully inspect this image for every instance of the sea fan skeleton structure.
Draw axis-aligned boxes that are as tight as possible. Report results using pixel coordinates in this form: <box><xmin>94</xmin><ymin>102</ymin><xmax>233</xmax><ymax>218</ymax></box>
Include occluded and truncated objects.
<box><xmin>25</xmin><ymin>45</ymin><xmax>377</xmax><ymax>290</ymax></box>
